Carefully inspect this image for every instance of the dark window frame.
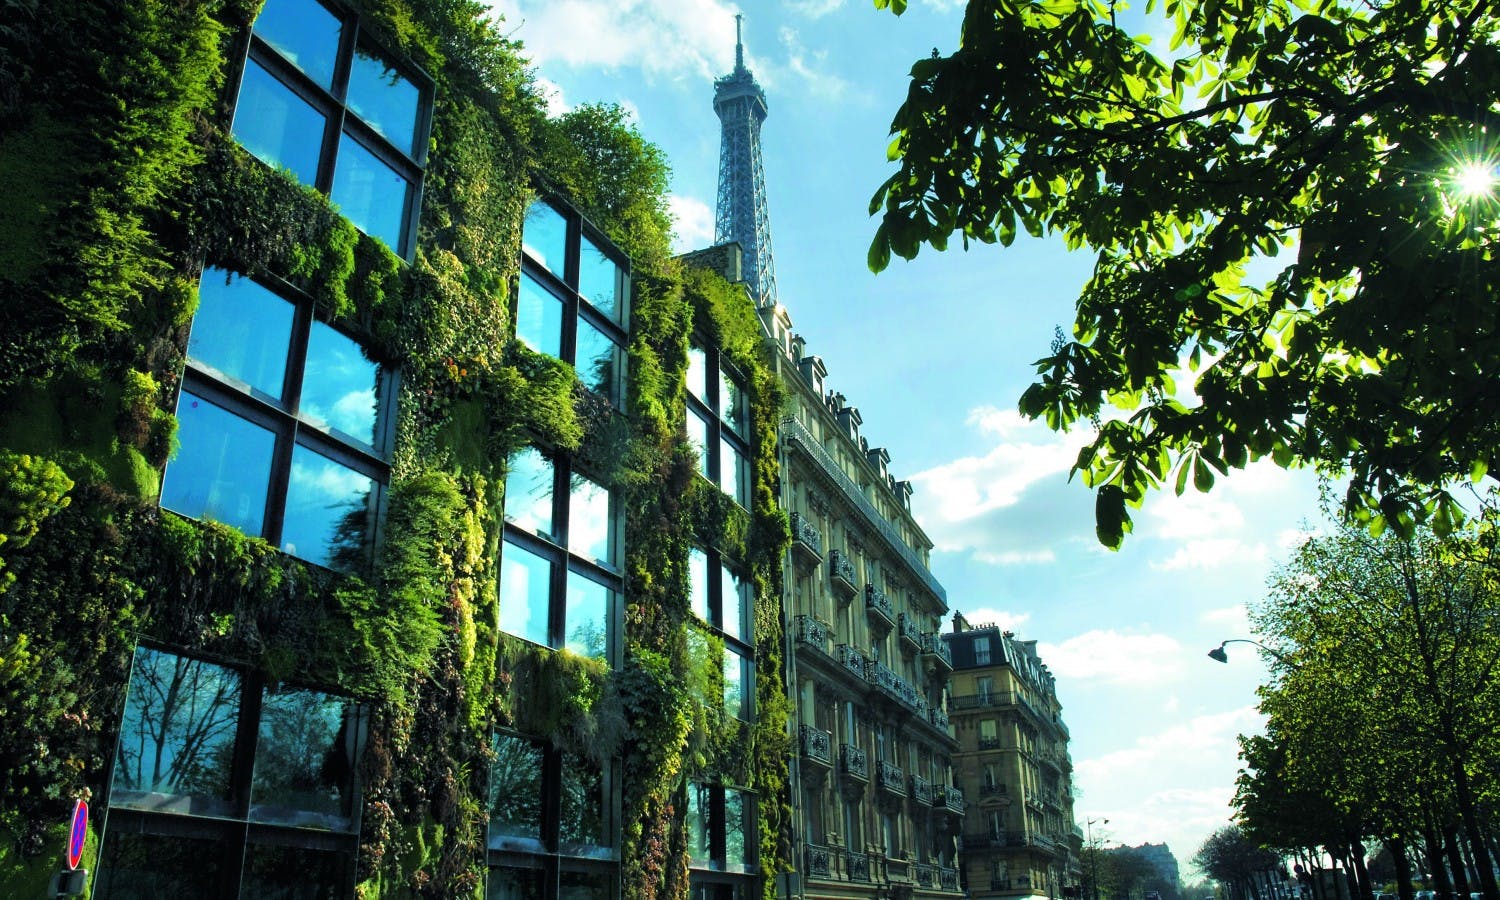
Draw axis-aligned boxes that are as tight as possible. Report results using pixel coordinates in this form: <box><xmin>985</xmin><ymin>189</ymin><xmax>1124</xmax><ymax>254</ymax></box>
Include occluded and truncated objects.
<box><xmin>500</xmin><ymin>443</ymin><xmax>623</xmax><ymax>666</ymax></box>
<box><xmin>231</xmin><ymin>0</ymin><xmax>433</xmax><ymax>260</ymax></box>
<box><xmin>168</xmin><ymin>266</ymin><xmax>396</xmax><ymax>574</ymax></box>
<box><xmin>515</xmin><ymin>197</ymin><xmax>632</xmax><ymax>409</ymax></box>
<box><xmin>685</xmin><ymin>341</ymin><xmax>751</xmax><ymax>508</ymax></box>
<box><xmin>97</xmin><ymin>643</ymin><xmax>368</xmax><ymax>899</ymax></box>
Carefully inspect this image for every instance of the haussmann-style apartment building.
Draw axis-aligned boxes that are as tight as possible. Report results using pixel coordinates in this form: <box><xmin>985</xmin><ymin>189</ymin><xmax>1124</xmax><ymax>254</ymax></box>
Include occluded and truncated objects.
<box><xmin>943</xmin><ymin>618</ymin><xmax>1084</xmax><ymax>900</ymax></box>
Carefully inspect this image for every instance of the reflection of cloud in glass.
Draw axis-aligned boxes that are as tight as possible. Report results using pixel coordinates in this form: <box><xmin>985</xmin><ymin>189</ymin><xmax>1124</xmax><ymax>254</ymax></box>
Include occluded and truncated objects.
<box><xmin>687</xmin><ymin>411</ymin><xmax>709</xmax><ymax>477</ymax></box>
<box><xmin>504</xmin><ymin>447</ymin><xmax>554</xmax><ymax>538</ymax></box>
<box><xmin>564</xmin><ymin>572</ymin><xmax>609</xmax><ymax>660</ymax></box>
<box><xmin>723</xmin><ymin>649</ymin><xmax>743</xmax><ymax>719</ymax></box>
<box><xmin>290</xmin><ymin>456</ymin><xmax>371</xmax><ymax>502</ymax></box>
<box><xmin>568</xmin><ymin>475</ymin><xmax>611</xmax><ymax>566</ymax></box>
<box><xmin>689</xmin><ymin>548</ymin><xmax>710</xmax><ymax>622</ymax></box>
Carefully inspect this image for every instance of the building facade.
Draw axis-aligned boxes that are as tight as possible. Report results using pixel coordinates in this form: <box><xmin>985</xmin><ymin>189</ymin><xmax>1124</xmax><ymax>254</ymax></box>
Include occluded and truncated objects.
<box><xmin>944</xmin><ymin>619</ymin><xmax>1083</xmax><ymax>900</ymax></box>
<box><xmin>0</xmin><ymin>1</ymin><xmax>792</xmax><ymax>898</ymax></box>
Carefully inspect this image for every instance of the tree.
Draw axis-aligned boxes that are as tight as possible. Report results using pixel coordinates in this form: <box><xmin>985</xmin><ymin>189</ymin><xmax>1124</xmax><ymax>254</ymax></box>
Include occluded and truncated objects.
<box><xmin>869</xmin><ymin>0</ymin><xmax>1500</xmax><ymax>547</ymax></box>
<box><xmin>1238</xmin><ymin>517</ymin><xmax>1500</xmax><ymax>899</ymax></box>
<box><xmin>1193</xmin><ymin>826</ymin><xmax>1282</xmax><ymax>900</ymax></box>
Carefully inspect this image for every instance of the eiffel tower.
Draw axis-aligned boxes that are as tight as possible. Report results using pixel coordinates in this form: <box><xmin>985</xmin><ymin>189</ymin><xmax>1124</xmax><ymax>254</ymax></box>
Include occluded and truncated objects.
<box><xmin>712</xmin><ymin>15</ymin><xmax>778</xmax><ymax>309</ymax></box>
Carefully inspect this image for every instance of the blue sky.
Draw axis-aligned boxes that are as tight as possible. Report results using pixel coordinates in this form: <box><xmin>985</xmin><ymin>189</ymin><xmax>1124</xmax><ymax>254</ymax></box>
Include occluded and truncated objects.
<box><xmin>487</xmin><ymin>0</ymin><xmax>1328</xmax><ymax>868</ymax></box>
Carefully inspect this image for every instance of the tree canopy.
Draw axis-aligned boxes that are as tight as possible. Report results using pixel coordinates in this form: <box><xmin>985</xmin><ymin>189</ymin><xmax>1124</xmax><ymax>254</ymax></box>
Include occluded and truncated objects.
<box><xmin>871</xmin><ymin>0</ymin><xmax>1500</xmax><ymax>547</ymax></box>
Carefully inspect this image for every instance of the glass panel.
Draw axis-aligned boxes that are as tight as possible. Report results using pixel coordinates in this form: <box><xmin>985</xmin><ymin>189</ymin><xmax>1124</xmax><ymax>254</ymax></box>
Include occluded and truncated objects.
<box><xmin>686</xmin><ymin>410</ymin><xmax>709</xmax><ymax>478</ymax></box>
<box><xmin>688</xmin><ymin>548</ymin><xmax>709</xmax><ymax>623</ymax></box>
<box><xmin>331</xmin><ymin>132</ymin><xmax>411</xmax><ymax>253</ymax></box>
<box><xmin>564</xmin><ymin>571</ymin><xmax>609</xmax><ymax>661</ymax></box>
<box><xmin>234</xmin><ymin>58</ymin><xmax>327</xmax><ymax>186</ymax></box>
<box><xmin>111</xmin><ymin>648</ymin><xmax>241</xmax><ymax>817</ymax></box>
<box><xmin>522</xmin><ymin>202</ymin><xmax>569</xmax><ymax>281</ymax></box>
<box><xmin>719</xmin><ymin>437</ymin><xmax>744</xmax><ymax>506</ymax></box>
<box><xmin>504</xmin><ymin>447</ymin><xmax>554</xmax><ymax>539</ymax></box>
<box><xmin>499</xmin><ymin>540</ymin><xmax>552</xmax><ymax>648</ymax></box>
<box><xmin>575</xmin><ymin>317</ymin><xmax>621</xmax><ymax>405</ymax></box>
<box><xmin>301</xmin><ymin>320</ymin><xmax>381</xmax><ymax>451</ymax></box>
<box><xmin>723</xmin><ymin>649</ymin><xmax>746</xmax><ymax>721</ymax></box>
<box><xmin>718</xmin><ymin>370</ymin><xmax>746</xmax><ymax>435</ymax></box>
<box><xmin>488</xmin><ymin>733</ymin><xmax>544</xmax><ymax>847</ymax></box>
<box><xmin>725</xmin><ymin>789</ymin><xmax>747</xmax><ymax>871</ymax></box>
<box><xmin>95</xmin><ymin>831</ymin><xmax>226</xmax><ymax>899</ymax></box>
<box><xmin>241</xmin><ymin>844</ymin><xmax>354</xmax><ymax>899</ymax></box>
<box><xmin>719</xmin><ymin>565</ymin><xmax>742</xmax><ymax>641</ymax></box>
<box><xmin>251</xmin><ymin>688</ymin><xmax>361</xmax><ymax>829</ymax></box>
<box><xmin>488</xmin><ymin>866</ymin><xmax>545</xmax><ymax>900</ymax></box>
<box><xmin>685</xmin><ymin>783</ymin><xmax>710</xmax><ymax>864</ymax></box>
<box><xmin>331</xmin><ymin>133</ymin><xmax>408</xmax><ymax>253</ymax></box>
<box><xmin>567</xmin><ymin>473</ymin><xmax>612</xmax><ymax>567</ymax></box>
<box><xmin>345</xmin><ymin>47</ymin><xmax>421</xmax><ymax>156</ymax></box>
<box><xmin>252</xmin><ymin>0</ymin><xmax>341</xmax><ymax>88</ymax></box>
<box><xmin>578</xmin><ymin>234</ymin><xmax>624</xmax><ymax>324</ymax></box>
<box><xmin>162</xmin><ymin>390</ymin><xmax>276</xmax><ymax>538</ymax></box>
<box><xmin>559</xmin><ymin>751</ymin><xmax>606</xmax><ymax>852</ymax></box>
<box><xmin>190</xmin><ymin>269</ymin><xmax>294</xmax><ymax>400</ymax></box>
<box><xmin>283</xmin><ymin>443</ymin><xmax>376</xmax><ymax>572</ymax></box>
<box><xmin>686</xmin><ymin>346</ymin><xmax>708</xmax><ymax>403</ymax></box>
<box><xmin>560</xmin><ymin>870</ymin><xmax>614</xmax><ymax>900</ymax></box>
<box><xmin>516</xmin><ymin>273</ymin><xmax>564</xmax><ymax>359</ymax></box>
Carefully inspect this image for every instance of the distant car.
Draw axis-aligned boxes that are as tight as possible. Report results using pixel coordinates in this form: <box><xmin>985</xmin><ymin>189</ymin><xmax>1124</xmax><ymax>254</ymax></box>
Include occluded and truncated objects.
<box><xmin>1415</xmin><ymin>890</ymin><xmax>1436</xmax><ymax>900</ymax></box>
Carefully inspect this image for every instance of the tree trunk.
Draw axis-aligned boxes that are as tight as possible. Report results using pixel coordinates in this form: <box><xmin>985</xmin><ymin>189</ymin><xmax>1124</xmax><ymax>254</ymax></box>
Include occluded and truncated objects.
<box><xmin>1447</xmin><ymin>827</ymin><xmax>1472</xmax><ymax>897</ymax></box>
<box><xmin>1388</xmin><ymin>837</ymin><xmax>1414</xmax><ymax>900</ymax></box>
<box><xmin>1427</xmin><ymin>823</ymin><xmax>1455</xmax><ymax>899</ymax></box>
<box><xmin>1352</xmin><ymin>839</ymin><xmax>1374</xmax><ymax>900</ymax></box>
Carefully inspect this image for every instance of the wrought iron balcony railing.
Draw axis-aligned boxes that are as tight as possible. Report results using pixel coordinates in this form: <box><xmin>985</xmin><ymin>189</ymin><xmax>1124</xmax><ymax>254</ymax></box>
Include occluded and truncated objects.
<box><xmin>839</xmin><ymin>743</ymin><xmax>869</xmax><ymax>781</ymax></box>
<box><xmin>800</xmin><ymin>724</ymin><xmax>833</xmax><ymax>766</ymax></box>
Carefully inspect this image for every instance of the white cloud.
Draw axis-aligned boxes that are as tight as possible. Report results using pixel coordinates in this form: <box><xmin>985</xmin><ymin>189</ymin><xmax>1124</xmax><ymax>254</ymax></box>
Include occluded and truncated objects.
<box><xmin>488</xmin><ymin>0</ymin><xmax>742</xmax><ymax>84</ymax></box>
<box><xmin>1039</xmin><ymin>629</ymin><xmax>1187</xmax><ymax>686</ymax></box>
<box><xmin>1146</xmin><ymin>490</ymin><xmax>1245</xmax><ymax>541</ymax></box>
<box><xmin>1199</xmin><ymin>604</ymin><xmax>1249</xmax><ymax>632</ymax></box>
<box><xmin>952</xmin><ymin>607</ymin><xmax>1031</xmax><ymax>633</ymax></box>
<box><xmin>669</xmin><ymin>194</ymin><xmax>716</xmax><ymax>253</ymax></box>
<box><xmin>786</xmin><ymin>0</ymin><xmax>845</xmax><ymax>16</ymax></box>
<box><xmin>534</xmin><ymin>76</ymin><xmax>570</xmax><ymax>117</ymax></box>
<box><xmin>1151</xmin><ymin>538</ymin><xmax>1264</xmax><ymax>572</ymax></box>
<box><xmin>778</xmin><ymin>26</ymin><xmax>851</xmax><ymax>100</ymax></box>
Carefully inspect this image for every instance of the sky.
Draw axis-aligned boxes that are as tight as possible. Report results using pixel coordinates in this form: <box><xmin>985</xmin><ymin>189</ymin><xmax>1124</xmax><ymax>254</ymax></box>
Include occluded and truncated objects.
<box><xmin>485</xmin><ymin>0</ymin><xmax>1329</xmax><ymax>873</ymax></box>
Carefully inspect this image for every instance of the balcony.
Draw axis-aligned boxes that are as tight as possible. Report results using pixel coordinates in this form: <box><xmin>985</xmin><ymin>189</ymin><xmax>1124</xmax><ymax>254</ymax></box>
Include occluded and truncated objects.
<box><xmin>805</xmin><ymin>844</ymin><xmax>832</xmax><ymax>878</ymax></box>
<box><xmin>979</xmin><ymin>781</ymin><xmax>1008</xmax><ymax>798</ymax></box>
<box><xmin>908</xmin><ymin>773</ymin><xmax>933</xmax><ymax>805</ymax></box>
<box><xmin>914</xmin><ymin>864</ymin><xmax>936</xmax><ymax>888</ymax></box>
<box><xmin>877</xmin><ymin>760</ymin><xmax>907</xmax><ymax>797</ymax></box>
<box><xmin>794</xmin><ymin>614</ymin><xmax>832</xmax><ymax>654</ymax></box>
<box><xmin>920</xmin><ymin>632</ymin><xmax>954</xmax><ymax>673</ymax></box>
<box><xmin>847</xmin><ymin>851</ymin><xmax>871</xmax><ymax>883</ymax></box>
<box><xmin>828</xmin><ymin>548</ymin><xmax>857</xmax><ymax>599</ymax></box>
<box><xmin>898</xmin><ymin>612</ymin><xmax>923</xmax><ymax>654</ymax></box>
<box><xmin>865</xmin><ymin>584</ymin><xmax>895</xmax><ymax>634</ymax></box>
<box><xmin>836</xmin><ymin>644</ymin><xmax>867</xmax><ymax>680</ymax></box>
<box><xmin>929</xmin><ymin>707</ymin><xmax>950</xmax><ymax>732</ymax></box>
<box><xmin>939</xmin><ymin>867</ymin><xmax>961</xmax><ymax>892</ymax></box>
<box><xmin>790</xmin><ymin>511</ymin><xmax>823</xmax><ymax>567</ymax></box>
<box><xmin>943</xmin><ymin>786</ymin><xmax>965</xmax><ymax>815</ymax></box>
<box><xmin>800</xmin><ymin>724</ymin><xmax>833</xmax><ymax>768</ymax></box>
<box><xmin>839</xmin><ymin>743</ymin><xmax>869</xmax><ymax>782</ymax></box>
<box><xmin>961</xmin><ymin>832</ymin><xmax>1004</xmax><ymax>850</ymax></box>
<box><xmin>865</xmin><ymin>660</ymin><xmax>924</xmax><ymax>713</ymax></box>
<box><xmin>978</xmin><ymin>737</ymin><xmax>1003</xmax><ymax>750</ymax></box>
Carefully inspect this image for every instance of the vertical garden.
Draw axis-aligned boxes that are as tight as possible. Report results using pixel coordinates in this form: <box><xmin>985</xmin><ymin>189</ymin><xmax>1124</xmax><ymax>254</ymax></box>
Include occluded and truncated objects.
<box><xmin>0</xmin><ymin>0</ymin><xmax>791</xmax><ymax>896</ymax></box>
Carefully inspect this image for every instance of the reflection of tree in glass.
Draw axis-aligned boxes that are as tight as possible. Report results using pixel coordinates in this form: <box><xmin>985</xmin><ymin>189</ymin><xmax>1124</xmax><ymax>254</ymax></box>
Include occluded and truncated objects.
<box><xmin>725</xmin><ymin>790</ymin><xmax>746</xmax><ymax>868</ymax></box>
<box><xmin>114</xmin><ymin>649</ymin><xmax>241</xmax><ymax>799</ymax></box>
<box><xmin>489</xmin><ymin>735</ymin><xmax>543</xmax><ymax>839</ymax></box>
<box><xmin>327</xmin><ymin>488</ymin><xmax>374</xmax><ymax>574</ymax></box>
<box><xmin>566</xmin><ymin>618</ymin><xmax>607</xmax><ymax>661</ymax></box>
<box><xmin>253</xmin><ymin>688</ymin><xmax>355</xmax><ymax>821</ymax></box>
<box><xmin>559</xmin><ymin>751</ymin><xmax>603</xmax><ymax>848</ymax></box>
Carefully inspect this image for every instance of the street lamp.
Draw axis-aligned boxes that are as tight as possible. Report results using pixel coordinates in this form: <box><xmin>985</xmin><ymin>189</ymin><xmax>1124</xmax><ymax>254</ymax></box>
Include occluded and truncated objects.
<box><xmin>1206</xmin><ymin>639</ymin><xmax>1296</xmax><ymax>667</ymax></box>
<box><xmin>1086</xmin><ymin>817</ymin><xmax>1108</xmax><ymax>900</ymax></box>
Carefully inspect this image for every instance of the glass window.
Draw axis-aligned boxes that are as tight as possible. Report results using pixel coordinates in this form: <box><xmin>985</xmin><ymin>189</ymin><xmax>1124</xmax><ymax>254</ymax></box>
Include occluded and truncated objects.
<box><xmin>500</xmin><ymin>540</ymin><xmax>553</xmax><ymax>649</ymax></box>
<box><xmin>252</xmin><ymin>687</ymin><xmax>361</xmax><ymax>829</ymax></box>
<box><xmin>686</xmin><ymin>347</ymin><xmax>709</xmax><ymax>403</ymax></box>
<box><xmin>518</xmin><ymin>200</ymin><xmax>631</xmax><ymax>409</ymax></box>
<box><xmin>559</xmin><ymin>751</ymin><xmax>606</xmax><ymax>852</ymax></box>
<box><xmin>489</xmin><ymin>866</ymin><xmax>545</xmax><ymax>900</ymax></box>
<box><xmin>301</xmin><ymin>320</ymin><xmax>381</xmax><ymax>449</ymax></box>
<box><xmin>233</xmin><ymin>58</ymin><xmax>327</xmax><ymax>185</ymax></box>
<box><xmin>719</xmin><ymin>566</ymin><xmax>743</xmax><ymax>642</ymax></box>
<box><xmin>689</xmin><ymin>548</ymin><xmax>710</xmax><ymax>623</ymax></box>
<box><xmin>489</xmin><ymin>734</ymin><xmax>545</xmax><ymax>847</ymax></box>
<box><xmin>345</xmin><ymin>47</ymin><xmax>422</xmax><ymax>156</ymax></box>
<box><xmin>559</xmin><ymin>871</ymin><xmax>614</xmax><ymax>900</ymax></box>
<box><xmin>724</xmin><ymin>789</ymin><xmax>747</xmax><ymax>871</ymax></box>
<box><xmin>568</xmin><ymin>473</ymin><xmax>613</xmax><ymax>567</ymax></box>
<box><xmin>112</xmin><ymin>648</ymin><xmax>242</xmax><ymax>815</ymax></box>
<box><xmin>95</xmin><ymin>831</ymin><xmax>228</xmax><ymax>898</ymax></box>
<box><xmin>516</xmin><ymin>274</ymin><xmax>565</xmax><ymax>358</ymax></box>
<box><xmin>190</xmin><ymin>272</ymin><xmax>294</xmax><ymax>400</ymax></box>
<box><xmin>686</xmin><ymin>783</ymin><xmax>710</xmax><ymax>864</ymax></box>
<box><xmin>330</xmin><ymin>133</ymin><xmax>411</xmax><ymax>253</ymax></box>
<box><xmin>723</xmin><ymin>649</ymin><xmax>747</xmax><ymax>721</ymax></box>
<box><xmin>685</xmin><ymin>342</ymin><xmax>750</xmax><ymax>507</ymax></box>
<box><xmin>505</xmin><ymin>447</ymin><xmax>555</xmax><ymax>539</ymax></box>
<box><xmin>719</xmin><ymin>369</ymin><xmax>746</xmax><ymax>436</ymax></box>
<box><xmin>162</xmin><ymin>391</ymin><xmax>276</xmax><ymax>538</ymax></box>
<box><xmin>236</xmin><ymin>0</ymin><xmax>428</xmax><ymax>260</ymax></box>
<box><xmin>687</xmin><ymin>411</ymin><xmax>710</xmax><ymax>478</ymax></box>
<box><xmin>719</xmin><ymin>437</ymin><xmax>745</xmax><ymax>507</ymax></box>
<box><xmin>578</xmin><ymin>235</ymin><xmax>625</xmax><ymax>325</ymax></box>
<box><xmin>241</xmin><ymin>844</ymin><xmax>354</xmax><ymax>898</ymax></box>
<box><xmin>168</xmin><ymin>269</ymin><xmax>390</xmax><ymax>575</ymax></box>
<box><xmin>251</xmin><ymin>0</ymin><xmax>341</xmax><ymax>88</ymax></box>
<box><xmin>564</xmin><ymin>572</ymin><xmax>610</xmax><ymax>661</ymax></box>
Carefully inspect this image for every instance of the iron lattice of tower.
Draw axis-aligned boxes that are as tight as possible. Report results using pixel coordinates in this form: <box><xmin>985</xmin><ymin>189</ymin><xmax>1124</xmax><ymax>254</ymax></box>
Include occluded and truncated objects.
<box><xmin>713</xmin><ymin>15</ymin><xmax>778</xmax><ymax>309</ymax></box>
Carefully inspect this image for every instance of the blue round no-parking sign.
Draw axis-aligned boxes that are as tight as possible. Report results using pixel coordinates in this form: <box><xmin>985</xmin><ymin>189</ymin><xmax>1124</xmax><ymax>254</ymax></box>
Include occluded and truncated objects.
<box><xmin>66</xmin><ymin>799</ymin><xmax>87</xmax><ymax>871</ymax></box>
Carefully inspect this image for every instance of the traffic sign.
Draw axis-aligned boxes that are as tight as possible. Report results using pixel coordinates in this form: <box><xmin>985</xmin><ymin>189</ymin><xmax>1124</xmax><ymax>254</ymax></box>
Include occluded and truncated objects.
<box><xmin>65</xmin><ymin>799</ymin><xmax>87</xmax><ymax>870</ymax></box>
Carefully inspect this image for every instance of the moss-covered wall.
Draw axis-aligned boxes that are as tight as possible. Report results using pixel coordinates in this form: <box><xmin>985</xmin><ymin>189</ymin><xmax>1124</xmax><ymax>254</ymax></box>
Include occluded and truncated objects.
<box><xmin>0</xmin><ymin>1</ymin><xmax>790</xmax><ymax>898</ymax></box>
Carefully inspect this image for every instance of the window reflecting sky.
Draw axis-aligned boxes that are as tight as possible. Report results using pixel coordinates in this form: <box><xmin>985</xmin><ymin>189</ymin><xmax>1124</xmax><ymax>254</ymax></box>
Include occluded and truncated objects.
<box><xmin>516</xmin><ymin>274</ymin><xmax>564</xmax><ymax>358</ymax></box>
<box><xmin>346</xmin><ymin>47</ymin><xmax>421</xmax><ymax>156</ymax></box>
<box><xmin>282</xmin><ymin>444</ymin><xmax>373</xmax><ymax>571</ymax></box>
<box><xmin>575</xmin><ymin>317</ymin><xmax>619</xmax><ymax>403</ymax></box>
<box><xmin>500</xmin><ymin>540</ymin><xmax>552</xmax><ymax>648</ymax></box>
<box><xmin>563</xmin><ymin>572</ymin><xmax>609</xmax><ymax>660</ymax></box>
<box><xmin>162</xmin><ymin>391</ymin><xmax>275</xmax><ymax>537</ymax></box>
<box><xmin>114</xmin><ymin>648</ymin><xmax>242</xmax><ymax>805</ymax></box>
<box><xmin>251</xmin><ymin>0</ymin><xmax>341</xmax><ymax>88</ymax></box>
<box><xmin>521</xmin><ymin>202</ymin><xmax>568</xmax><ymax>281</ymax></box>
<box><xmin>190</xmin><ymin>269</ymin><xmax>293</xmax><ymax>401</ymax></box>
<box><xmin>330</xmin><ymin>133</ymin><xmax>409</xmax><ymax>252</ymax></box>
<box><xmin>719</xmin><ymin>565</ymin><xmax>743</xmax><ymax>641</ymax></box>
<box><xmin>578</xmin><ymin>235</ymin><xmax>623</xmax><ymax>324</ymax></box>
<box><xmin>689</xmin><ymin>548</ymin><xmax>710</xmax><ymax>623</ymax></box>
<box><xmin>301</xmin><ymin>319</ymin><xmax>380</xmax><ymax>449</ymax></box>
<box><xmin>505</xmin><ymin>447</ymin><xmax>555</xmax><ymax>539</ymax></box>
<box><xmin>567</xmin><ymin>474</ymin><xmax>611</xmax><ymax>567</ymax></box>
<box><xmin>234</xmin><ymin>58</ymin><xmax>326</xmax><ymax>185</ymax></box>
